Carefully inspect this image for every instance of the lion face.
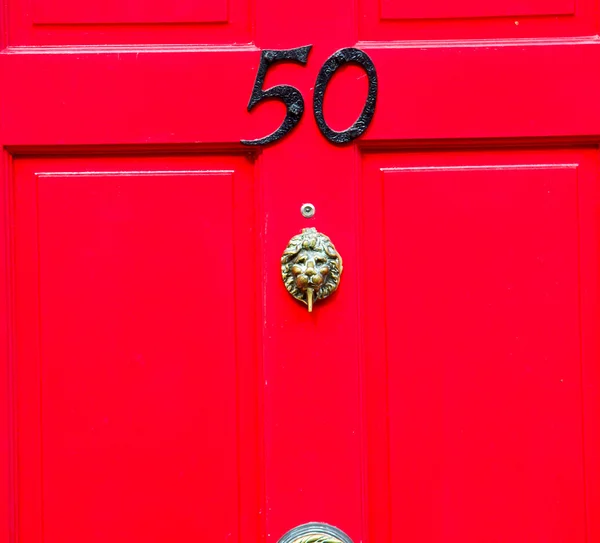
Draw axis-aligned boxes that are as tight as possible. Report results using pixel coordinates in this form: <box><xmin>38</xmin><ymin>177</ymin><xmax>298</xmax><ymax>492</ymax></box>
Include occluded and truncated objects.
<box><xmin>281</xmin><ymin>227</ymin><xmax>343</xmax><ymax>308</ymax></box>
<box><xmin>290</xmin><ymin>248</ymin><xmax>331</xmax><ymax>293</ymax></box>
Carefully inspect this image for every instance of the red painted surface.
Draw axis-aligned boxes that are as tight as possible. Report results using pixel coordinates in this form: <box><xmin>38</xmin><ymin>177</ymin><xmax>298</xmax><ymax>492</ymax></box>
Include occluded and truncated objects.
<box><xmin>380</xmin><ymin>0</ymin><xmax>575</xmax><ymax>21</ymax></box>
<box><xmin>33</xmin><ymin>0</ymin><xmax>229</xmax><ymax>25</ymax></box>
<box><xmin>362</xmin><ymin>150</ymin><xmax>600</xmax><ymax>542</ymax></box>
<box><xmin>1</xmin><ymin>2</ymin><xmax>600</xmax><ymax>543</ymax></box>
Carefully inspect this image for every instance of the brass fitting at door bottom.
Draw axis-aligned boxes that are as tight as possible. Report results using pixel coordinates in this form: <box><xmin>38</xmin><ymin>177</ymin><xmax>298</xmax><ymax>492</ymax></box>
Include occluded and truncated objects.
<box><xmin>277</xmin><ymin>523</ymin><xmax>354</xmax><ymax>543</ymax></box>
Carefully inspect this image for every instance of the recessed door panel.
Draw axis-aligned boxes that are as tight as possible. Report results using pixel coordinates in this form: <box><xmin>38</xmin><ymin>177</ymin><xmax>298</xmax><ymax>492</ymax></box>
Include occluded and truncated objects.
<box><xmin>361</xmin><ymin>149</ymin><xmax>600</xmax><ymax>543</ymax></box>
<box><xmin>7</xmin><ymin>0</ymin><xmax>251</xmax><ymax>45</ymax></box>
<box><xmin>33</xmin><ymin>0</ymin><xmax>228</xmax><ymax>24</ymax></box>
<box><xmin>380</xmin><ymin>0</ymin><xmax>574</xmax><ymax>20</ymax></box>
<box><xmin>12</xmin><ymin>156</ymin><xmax>261</xmax><ymax>543</ymax></box>
<box><xmin>359</xmin><ymin>0</ymin><xmax>594</xmax><ymax>40</ymax></box>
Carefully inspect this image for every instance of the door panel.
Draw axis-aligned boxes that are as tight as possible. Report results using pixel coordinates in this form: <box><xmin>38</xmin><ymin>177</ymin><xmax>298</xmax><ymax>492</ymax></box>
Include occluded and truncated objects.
<box><xmin>361</xmin><ymin>148</ymin><xmax>600</xmax><ymax>542</ymax></box>
<box><xmin>380</xmin><ymin>0</ymin><xmax>575</xmax><ymax>20</ymax></box>
<box><xmin>8</xmin><ymin>0</ymin><xmax>252</xmax><ymax>45</ymax></box>
<box><xmin>12</xmin><ymin>156</ymin><xmax>261</xmax><ymax>543</ymax></box>
<box><xmin>362</xmin><ymin>43</ymin><xmax>600</xmax><ymax>142</ymax></box>
<box><xmin>33</xmin><ymin>0</ymin><xmax>228</xmax><ymax>25</ymax></box>
<box><xmin>0</xmin><ymin>50</ymin><xmax>258</xmax><ymax>145</ymax></box>
<box><xmin>359</xmin><ymin>0</ymin><xmax>596</xmax><ymax>40</ymax></box>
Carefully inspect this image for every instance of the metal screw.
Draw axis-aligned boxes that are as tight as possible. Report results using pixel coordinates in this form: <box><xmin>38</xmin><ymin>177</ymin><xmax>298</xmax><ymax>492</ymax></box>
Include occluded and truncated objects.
<box><xmin>301</xmin><ymin>203</ymin><xmax>315</xmax><ymax>218</ymax></box>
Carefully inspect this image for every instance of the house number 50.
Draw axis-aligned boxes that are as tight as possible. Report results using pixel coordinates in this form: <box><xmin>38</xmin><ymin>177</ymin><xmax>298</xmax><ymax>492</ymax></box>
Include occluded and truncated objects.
<box><xmin>241</xmin><ymin>45</ymin><xmax>378</xmax><ymax>146</ymax></box>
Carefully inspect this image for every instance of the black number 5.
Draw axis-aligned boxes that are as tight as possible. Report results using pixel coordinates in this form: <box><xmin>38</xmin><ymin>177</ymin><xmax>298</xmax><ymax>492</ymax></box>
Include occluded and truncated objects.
<box><xmin>240</xmin><ymin>45</ymin><xmax>313</xmax><ymax>146</ymax></box>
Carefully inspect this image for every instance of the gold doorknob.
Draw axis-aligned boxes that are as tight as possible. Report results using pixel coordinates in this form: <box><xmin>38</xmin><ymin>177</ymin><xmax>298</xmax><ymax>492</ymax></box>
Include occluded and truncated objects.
<box><xmin>281</xmin><ymin>227</ymin><xmax>343</xmax><ymax>312</ymax></box>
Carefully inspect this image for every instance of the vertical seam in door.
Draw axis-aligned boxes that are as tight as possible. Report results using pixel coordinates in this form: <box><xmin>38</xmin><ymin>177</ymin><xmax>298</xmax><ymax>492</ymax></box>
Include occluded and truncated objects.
<box><xmin>255</xmin><ymin>151</ymin><xmax>267</xmax><ymax>543</ymax></box>
<box><xmin>352</xmin><ymin>0</ymin><xmax>360</xmax><ymax>46</ymax></box>
<box><xmin>380</xmin><ymin>169</ymin><xmax>392</xmax><ymax>543</ymax></box>
<box><xmin>231</xmin><ymin>172</ymin><xmax>243</xmax><ymax>543</ymax></box>
<box><xmin>3</xmin><ymin>149</ymin><xmax>18</xmax><ymax>543</ymax></box>
<box><xmin>34</xmin><ymin>173</ymin><xmax>45</xmax><ymax>543</ymax></box>
<box><xmin>250</xmin><ymin>0</ymin><xmax>257</xmax><ymax>46</ymax></box>
<box><xmin>0</xmin><ymin>0</ymin><xmax>8</xmax><ymax>49</ymax></box>
<box><xmin>354</xmin><ymin>145</ymin><xmax>368</xmax><ymax>543</ymax></box>
<box><xmin>575</xmin><ymin>164</ymin><xmax>589</xmax><ymax>543</ymax></box>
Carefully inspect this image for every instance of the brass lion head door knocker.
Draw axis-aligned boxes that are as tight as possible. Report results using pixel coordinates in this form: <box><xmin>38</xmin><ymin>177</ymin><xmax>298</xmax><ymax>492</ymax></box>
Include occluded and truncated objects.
<box><xmin>281</xmin><ymin>226</ymin><xmax>343</xmax><ymax>312</ymax></box>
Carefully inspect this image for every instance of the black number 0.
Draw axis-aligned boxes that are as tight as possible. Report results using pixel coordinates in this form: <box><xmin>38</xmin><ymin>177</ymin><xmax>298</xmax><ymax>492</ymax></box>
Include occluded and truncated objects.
<box><xmin>313</xmin><ymin>47</ymin><xmax>378</xmax><ymax>144</ymax></box>
<box><xmin>242</xmin><ymin>46</ymin><xmax>378</xmax><ymax>146</ymax></box>
<box><xmin>240</xmin><ymin>45</ymin><xmax>313</xmax><ymax>146</ymax></box>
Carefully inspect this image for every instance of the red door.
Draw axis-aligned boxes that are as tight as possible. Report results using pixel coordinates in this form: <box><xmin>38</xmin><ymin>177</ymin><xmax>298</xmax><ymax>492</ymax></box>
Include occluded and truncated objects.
<box><xmin>1</xmin><ymin>0</ymin><xmax>600</xmax><ymax>542</ymax></box>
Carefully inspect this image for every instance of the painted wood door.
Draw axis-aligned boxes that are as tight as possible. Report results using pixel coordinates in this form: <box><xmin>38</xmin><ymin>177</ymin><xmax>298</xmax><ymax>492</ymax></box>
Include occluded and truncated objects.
<box><xmin>1</xmin><ymin>0</ymin><xmax>600</xmax><ymax>542</ymax></box>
